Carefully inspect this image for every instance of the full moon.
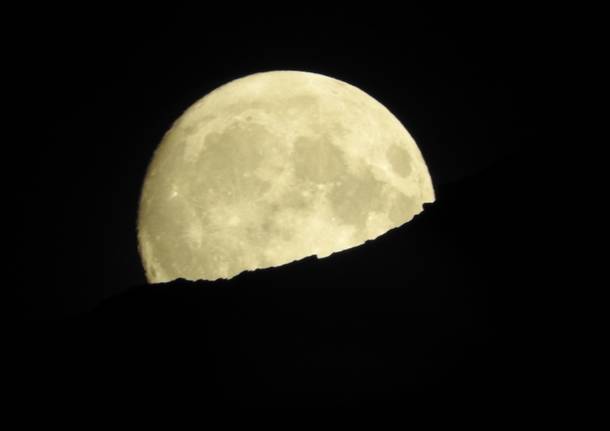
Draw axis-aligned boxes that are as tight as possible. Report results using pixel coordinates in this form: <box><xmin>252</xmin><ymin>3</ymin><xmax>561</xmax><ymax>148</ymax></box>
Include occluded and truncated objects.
<box><xmin>138</xmin><ymin>71</ymin><xmax>435</xmax><ymax>283</ymax></box>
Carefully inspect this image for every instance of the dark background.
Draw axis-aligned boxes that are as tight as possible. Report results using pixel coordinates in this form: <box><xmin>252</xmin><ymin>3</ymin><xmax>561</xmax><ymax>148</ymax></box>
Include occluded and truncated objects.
<box><xmin>11</xmin><ymin>4</ymin><xmax>560</xmax><ymax>408</ymax></box>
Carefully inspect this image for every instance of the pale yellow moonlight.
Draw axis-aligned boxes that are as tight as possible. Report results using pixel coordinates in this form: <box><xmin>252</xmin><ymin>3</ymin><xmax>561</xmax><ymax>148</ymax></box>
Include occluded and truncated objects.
<box><xmin>138</xmin><ymin>71</ymin><xmax>435</xmax><ymax>283</ymax></box>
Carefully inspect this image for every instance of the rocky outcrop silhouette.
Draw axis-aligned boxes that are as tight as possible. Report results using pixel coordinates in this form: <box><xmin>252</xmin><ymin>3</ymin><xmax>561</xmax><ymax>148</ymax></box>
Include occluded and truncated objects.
<box><xmin>13</xmin><ymin>155</ymin><xmax>540</xmax><ymax>407</ymax></box>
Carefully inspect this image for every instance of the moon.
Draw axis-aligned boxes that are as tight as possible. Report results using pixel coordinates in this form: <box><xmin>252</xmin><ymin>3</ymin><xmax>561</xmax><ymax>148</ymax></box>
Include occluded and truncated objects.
<box><xmin>138</xmin><ymin>71</ymin><xmax>434</xmax><ymax>283</ymax></box>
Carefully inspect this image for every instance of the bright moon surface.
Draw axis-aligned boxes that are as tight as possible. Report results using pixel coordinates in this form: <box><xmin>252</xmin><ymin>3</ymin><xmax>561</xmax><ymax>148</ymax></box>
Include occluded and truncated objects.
<box><xmin>138</xmin><ymin>71</ymin><xmax>434</xmax><ymax>283</ymax></box>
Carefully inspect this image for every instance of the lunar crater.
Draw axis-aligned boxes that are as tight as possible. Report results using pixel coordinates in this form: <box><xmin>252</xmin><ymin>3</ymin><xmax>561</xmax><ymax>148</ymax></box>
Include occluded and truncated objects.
<box><xmin>387</xmin><ymin>144</ymin><xmax>413</xmax><ymax>177</ymax></box>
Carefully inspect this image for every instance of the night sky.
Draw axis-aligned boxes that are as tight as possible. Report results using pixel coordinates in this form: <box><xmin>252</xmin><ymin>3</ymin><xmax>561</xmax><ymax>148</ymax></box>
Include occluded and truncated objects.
<box><xmin>10</xmin><ymin>4</ymin><xmax>561</xmax><ymax>408</ymax></box>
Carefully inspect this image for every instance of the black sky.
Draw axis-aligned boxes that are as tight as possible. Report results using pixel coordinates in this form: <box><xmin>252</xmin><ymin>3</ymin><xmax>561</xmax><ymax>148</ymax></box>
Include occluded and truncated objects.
<box><xmin>12</xmin><ymin>5</ymin><xmax>557</xmax><ymax>318</ymax></box>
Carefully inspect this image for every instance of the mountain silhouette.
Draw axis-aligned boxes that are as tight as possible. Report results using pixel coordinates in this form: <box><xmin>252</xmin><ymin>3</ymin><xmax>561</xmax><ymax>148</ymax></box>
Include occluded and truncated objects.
<box><xmin>12</xmin><ymin>155</ymin><xmax>541</xmax><ymax>408</ymax></box>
